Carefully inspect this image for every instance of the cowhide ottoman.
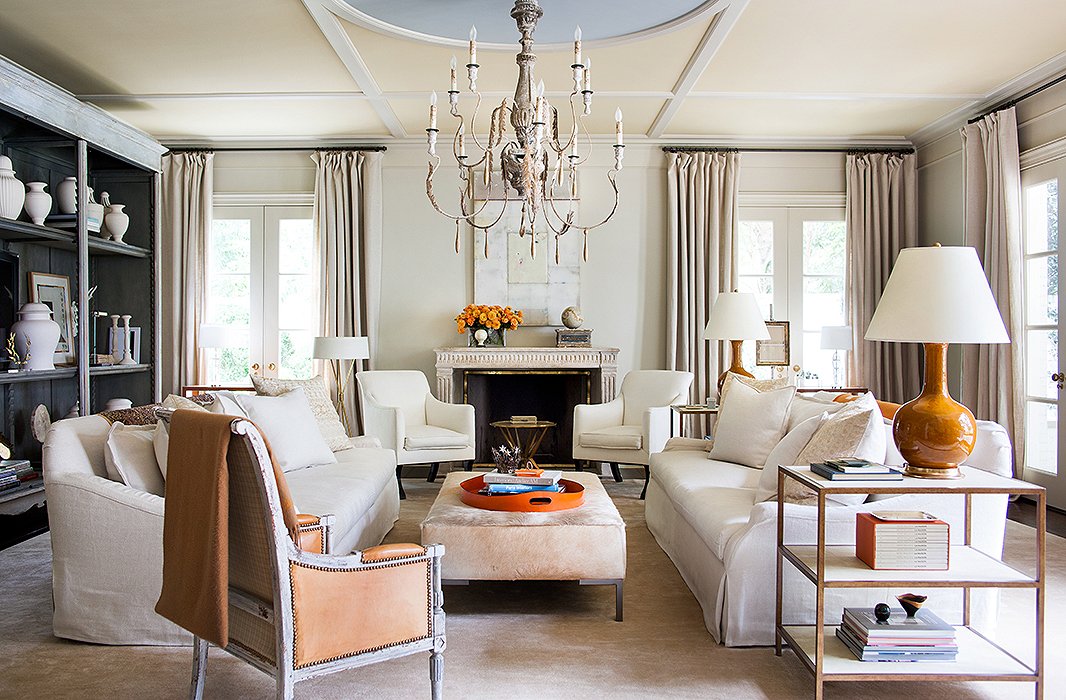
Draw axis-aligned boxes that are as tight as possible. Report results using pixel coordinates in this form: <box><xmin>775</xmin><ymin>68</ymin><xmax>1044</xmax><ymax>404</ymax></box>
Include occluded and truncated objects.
<box><xmin>420</xmin><ymin>471</ymin><xmax>627</xmax><ymax>620</ymax></box>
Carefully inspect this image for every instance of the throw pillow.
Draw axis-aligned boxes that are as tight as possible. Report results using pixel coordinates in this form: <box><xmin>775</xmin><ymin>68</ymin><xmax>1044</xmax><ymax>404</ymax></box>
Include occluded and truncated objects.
<box><xmin>787</xmin><ymin>393</ymin><xmax>846</xmax><ymax>431</ymax></box>
<box><xmin>250</xmin><ymin>375</ymin><xmax>350</xmax><ymax>452</ymax></box>
<box><xmin>104</xmin><ymin>422</ymin><xmax>164</xmax><ymax>496</ymax></box>
<box><xmin>717</xmin><ymin>372</ymin><xmax>791</xmax><ymax>409</ymax></box>
<box><xmin>785</xmin><ymin>401</ymin><xmax>887</xmax><ymax>506</ymax></box>
<box><xmin>162</xmin><ymin>394</ymin><xmax>209</xmax><ymax>412</ymax></box>
<box><xmin>153</xmin><ymin>419</ymin><xmax>169</xmax><ymax>480</ymax></box>
<box><xmin>708</xmin><ymin>380</ymin><xmax>796</xmax><ymax>468</ymax></box>
<box><xmin>755</xmin><ymin>413</ymin><xmax>827</xmax><ymax>502</ymax></box>
<box><xmin>237</xmin><ymin>388</ymin><xmax>338</xmax><ymax>472</ymax></box>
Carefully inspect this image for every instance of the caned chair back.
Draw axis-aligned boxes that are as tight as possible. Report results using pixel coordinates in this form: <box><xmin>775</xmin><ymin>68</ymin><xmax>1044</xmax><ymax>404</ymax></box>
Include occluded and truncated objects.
<box><xmin>619</xmin><ymin>370</ymin><xmax>694</xmax><ymax>425</ymax></box>
<box><xmin>356</xmin><ymin>370</ymin><xmax>432</xmax><ymax>427</ymax></box>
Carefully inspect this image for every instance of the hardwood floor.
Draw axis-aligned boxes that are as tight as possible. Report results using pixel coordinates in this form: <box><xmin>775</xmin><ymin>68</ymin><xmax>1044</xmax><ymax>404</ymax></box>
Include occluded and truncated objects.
<box><xmin>1009</xmin><ymin>497</ymin><xmax>1066</xmax><ymax>538</ymax></box>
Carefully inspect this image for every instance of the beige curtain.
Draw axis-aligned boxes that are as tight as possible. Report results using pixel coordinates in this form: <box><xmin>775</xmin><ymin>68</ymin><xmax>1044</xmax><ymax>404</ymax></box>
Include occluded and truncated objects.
<box><xmin>960</xmin><ymin>107</ymin><xmax>1025</xmax><ymax>473</ymax></box>
<box><xmin>161</xmin><ymin>151</ymin><xmax>213</xmax><ymax>394</ymax></box>
<box><xmin>666</xmin><ymin>150</ymin><xmax>740</xmax><ymax>432</ymax></box>
<box><xmin>846</xmin><ymin>151</ymin><xmax>922</xmax><ymax>403</ymax></box>
<box><xmin>312</xmin><ymin>150</ymin><xmax>383</xmax><ymax>432</ymax></box>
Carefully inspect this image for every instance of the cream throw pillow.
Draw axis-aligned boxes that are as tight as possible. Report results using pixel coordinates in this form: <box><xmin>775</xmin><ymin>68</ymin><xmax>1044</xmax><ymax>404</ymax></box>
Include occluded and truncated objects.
<box><xmin>237</xmin><ymin>388</ymin><xmax>338</xmax><ymax>472</ymax></box>
<box><xmin>787</xmin><ymin>393</ymin><xmax>847</xmax><ymax>431</ymax></box>
<box><xmin>755</xmin><ymin>413</ymin><xmax>827</xmax><ymax>502</ymax></box>
<box><xmin>709</xmin><ymin>380</ymin><xmax>796</xmax><ymax>468</ymax></box>
<box><xmin>783</xmin><ymin>399</ymin><xmax>887</xmax><ymax>506</ymax></box>
<box><xmin>717</xmin><ymin>372</ymin><xmax>791</xmax><ymax>408</ymax></box>
<box><xmin>104</xmin><ymin>423</ymin><xmax>164</xmax><ymax>496</ymax></box>
<box><xmin>251</xmin><ymin>375</ymin><xmax>350</xmax><ymax>452</ymax></box>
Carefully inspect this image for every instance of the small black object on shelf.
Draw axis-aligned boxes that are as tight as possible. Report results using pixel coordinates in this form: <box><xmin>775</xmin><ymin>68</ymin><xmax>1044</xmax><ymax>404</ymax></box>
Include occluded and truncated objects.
<box><xmin>873</xmin><ymin>602</ymin><xmax>892</xmax><ymax>623</ymax></box>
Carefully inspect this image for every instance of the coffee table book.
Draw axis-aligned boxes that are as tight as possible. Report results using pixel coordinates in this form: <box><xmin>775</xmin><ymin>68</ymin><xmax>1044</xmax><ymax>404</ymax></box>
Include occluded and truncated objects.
<box><xmin>774</xmin><ymin>465</ymin><xmax>1045</xmax><ymax>698</ymax></box>
<box><xmin>855</xmin><ymin>512</ymin><xmax>949</xmax><ymax>570</ymax></box>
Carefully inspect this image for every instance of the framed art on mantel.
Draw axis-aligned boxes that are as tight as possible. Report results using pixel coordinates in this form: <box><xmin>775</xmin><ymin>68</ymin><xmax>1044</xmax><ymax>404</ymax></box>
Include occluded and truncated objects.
<box><xmin>472</xmin><ymin>179</ymin><xmax>581</xmax><ymax>326</ymax></box>
<box><xmin>29</xmin><ymin>271</ymin><xmax>75</xmax><ymax>365</ymax></box>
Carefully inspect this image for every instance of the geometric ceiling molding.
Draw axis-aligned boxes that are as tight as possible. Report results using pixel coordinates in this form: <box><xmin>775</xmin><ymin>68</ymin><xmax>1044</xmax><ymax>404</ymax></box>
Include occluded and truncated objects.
<box><xmin>302</xmin><ymin>0</ymin><xmax>407</xmax><ymax>137</ymax></box>
<box><xmin>649</xmin><ymin>0</ymin><xmax>748</xmax><ymax>137</ymax></box>
<box><xmin>325</xmin><ymin>0</ymin><xmax>728</xmax><ymax>49</ymax></box>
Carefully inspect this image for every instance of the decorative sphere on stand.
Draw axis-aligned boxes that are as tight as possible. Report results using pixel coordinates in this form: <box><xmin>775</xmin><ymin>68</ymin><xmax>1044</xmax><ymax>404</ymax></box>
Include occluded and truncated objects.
<box><xmin>561</xmin><ymin>306</ymin><xmax>584</xmax><ymax>329</ymax></box>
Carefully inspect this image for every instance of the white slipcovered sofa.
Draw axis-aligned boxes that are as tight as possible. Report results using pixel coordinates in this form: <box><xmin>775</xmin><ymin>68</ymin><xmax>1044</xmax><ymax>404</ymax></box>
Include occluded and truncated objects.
<box><xmin>42</xmin><ymin>414</ymin><xmax>400</xmax><ymax>645</ymax></box>
<box><xmin>646</xmin><ymin>408</ymin><xmax>1013</xmax><ymax>646</ymax></box>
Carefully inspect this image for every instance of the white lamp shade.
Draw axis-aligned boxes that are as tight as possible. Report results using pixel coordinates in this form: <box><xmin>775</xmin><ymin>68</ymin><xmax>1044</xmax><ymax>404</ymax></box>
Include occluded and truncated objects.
<box><xmin>198</xmin><ymin>324</ymin><xmax>248</xmax><ymax>349</ymax></box>
<box><xmin>703</xmin><ymin>292</ymin><xmax>771</xmax><ymax>341</ymax></box>
<box><xmin>313</xmin><ymin>336</ymin><xmax>370</xmax><ymax>360</ymax></box>
<box><xmin>820</xmin><ymin>325</ymin><xmax>853</xmax><ymax>351</ymax></box>
<box><xmin>865</xmin><ymin>246</ymin><xmax>1009</xmax><ymax>344</ymax></box>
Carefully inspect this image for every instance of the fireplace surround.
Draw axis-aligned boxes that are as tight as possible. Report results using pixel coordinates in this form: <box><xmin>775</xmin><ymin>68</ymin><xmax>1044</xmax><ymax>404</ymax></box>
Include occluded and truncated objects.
<box><xmin>434</xmin><ymin>346</ymin><xmax>619</xmax><ymax>465</ymax></box>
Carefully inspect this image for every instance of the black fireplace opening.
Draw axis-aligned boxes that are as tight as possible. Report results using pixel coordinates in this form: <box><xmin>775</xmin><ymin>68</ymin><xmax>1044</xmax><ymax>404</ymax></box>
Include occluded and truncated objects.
<box><xmin>464</xmin><ymin>370</ymin><xmax>591</xmax><ymax>466</ymax></box>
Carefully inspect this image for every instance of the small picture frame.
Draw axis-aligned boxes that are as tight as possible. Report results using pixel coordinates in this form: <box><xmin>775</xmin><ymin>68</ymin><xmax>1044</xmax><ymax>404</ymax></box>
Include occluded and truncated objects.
<box><xmin>29</xmin><ymin>272</ymin><xmax>75</xmax><ymax>365</ymax></box>
<box><xmin>109</xmin><ymin>326</ymin><xmax>141</xmax><ymax>363</ymax></box>
<box><xmin>756</xmin><ymin>321</ymin><xmax>790</xmax><ymax>366</ymax></box>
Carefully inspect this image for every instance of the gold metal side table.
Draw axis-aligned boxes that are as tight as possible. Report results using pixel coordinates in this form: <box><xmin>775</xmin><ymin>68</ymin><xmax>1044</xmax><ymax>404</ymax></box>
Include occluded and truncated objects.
<box><xmin>490</xmin><ymin>420</ymin><xmax>557</xmax><ymax>468</ymax></box>
<box><xmin>775</xmin><ymin>465</ymin><xmax>1045</xmax><ymax>699</ymax></box>
<box><xmin>668</xmin><ymin>404</ymin><xmax>718</xmax><ymax>437</ymax></box>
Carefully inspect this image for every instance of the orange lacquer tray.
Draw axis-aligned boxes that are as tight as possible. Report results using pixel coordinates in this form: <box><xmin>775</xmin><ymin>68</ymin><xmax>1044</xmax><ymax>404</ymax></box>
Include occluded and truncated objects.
<box><xmin>458</xmin><ymin>475</ymin><xmax>585</xmax><ymax>512</ymax></box>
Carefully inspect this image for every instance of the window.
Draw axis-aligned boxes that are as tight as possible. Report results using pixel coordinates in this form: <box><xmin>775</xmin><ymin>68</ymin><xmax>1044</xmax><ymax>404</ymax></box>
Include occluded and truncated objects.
<box><xmin>204</xmin><ymin>205</ymin><xmax>316</xmax><ymax>384</ymax></box>
<box><xmin>1021</xmin><ymin>178</ymin><xmax>1059</xmax><ymax>476</ymax></box>
<box><xmin>737</xmin><ymin>207</ymin><xmax>847</xmax><ymax>385</ymax></box>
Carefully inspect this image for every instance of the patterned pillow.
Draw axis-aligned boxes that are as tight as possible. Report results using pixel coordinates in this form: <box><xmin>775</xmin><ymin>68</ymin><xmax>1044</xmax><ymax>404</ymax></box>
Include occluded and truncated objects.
<box><xmin>250</xmin><ymin>375</ymin><xmax>351</xmax><ymax>452</ymax></box>
<box><xmin>717</xmin><ymin>372</ymin><xmax>792</xmax><ymax>408</ymax></box>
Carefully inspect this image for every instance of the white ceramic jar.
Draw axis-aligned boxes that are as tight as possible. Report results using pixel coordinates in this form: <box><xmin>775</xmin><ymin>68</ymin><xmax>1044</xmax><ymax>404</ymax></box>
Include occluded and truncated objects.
<box><xmin>11</xmin><ymin>302</ymin><xmax>61</xmax><ymax>371</ymax></box>
<box><xmin>23</xmin><ymin>182</ymin><xmax>52</xmax><ymax>225</ymax></box>
<box><xmin>56</xmin><ymin>177</ymin><xmax>77</xmax><ymax>214</ymax></box>
<box><xmin>104</xmin><ymin>203</ymin><xmax>129</xmax><ymax>242</ymax></box>
<box><xmin>0</xmin><ymin>156</ymin><xmax>25</xmax><ymax>220</ymax></box>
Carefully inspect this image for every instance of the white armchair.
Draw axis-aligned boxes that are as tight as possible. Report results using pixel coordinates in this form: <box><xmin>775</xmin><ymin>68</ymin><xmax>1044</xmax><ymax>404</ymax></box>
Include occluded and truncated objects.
<box><xmin>357</xmin><ymin>370</ymin><xmax>475</xmax><ymax>497</ymax></box>
<box><xmin>573</xmin><ymin>370</ymin><xmax>693</xmax><ymax>498</ymax></box>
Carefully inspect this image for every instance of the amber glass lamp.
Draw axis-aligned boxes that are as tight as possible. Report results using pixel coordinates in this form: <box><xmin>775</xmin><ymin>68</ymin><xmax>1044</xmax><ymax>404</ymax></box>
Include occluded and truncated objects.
<box><xmin>704</xmin><ymin>291</ymin><xmax>770</xmax><ymax>394</ymax></box>
<box><xmin>865</xmin><ymin>245</ymin><xmax>1009</xmax><ymax>478</ymax></box>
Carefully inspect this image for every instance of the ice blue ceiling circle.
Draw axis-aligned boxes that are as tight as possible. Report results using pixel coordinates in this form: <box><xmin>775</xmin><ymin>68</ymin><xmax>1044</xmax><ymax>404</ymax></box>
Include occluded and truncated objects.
<box><xmin>341</xmin><ymin>0</ymin><xmax>714</xmax><ymax>46</ymax></box>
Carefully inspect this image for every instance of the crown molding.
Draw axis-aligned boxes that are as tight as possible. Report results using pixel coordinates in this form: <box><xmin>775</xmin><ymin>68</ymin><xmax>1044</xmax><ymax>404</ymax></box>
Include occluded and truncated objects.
<box><xmin>910</xmin><ymin>51</ymin><xmax>1066</xmax><ymax>149</ymax></box>
<box><xmin>317</xmin><ymin>0</ymin><xmax>729</xmax><ymax>51</ymax></box>
<box><xmin>1020</xmin><ymin>134</ymin><xmax>1066</xmax><ymax>171</ymax></box>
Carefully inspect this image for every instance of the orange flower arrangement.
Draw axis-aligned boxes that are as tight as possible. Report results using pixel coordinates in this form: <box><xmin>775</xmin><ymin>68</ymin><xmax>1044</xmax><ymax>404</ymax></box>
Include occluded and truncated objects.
<box><xmin>455</xmin><ymin>304</ymin><xmax>524</xmax><ymax>333</ymax></box>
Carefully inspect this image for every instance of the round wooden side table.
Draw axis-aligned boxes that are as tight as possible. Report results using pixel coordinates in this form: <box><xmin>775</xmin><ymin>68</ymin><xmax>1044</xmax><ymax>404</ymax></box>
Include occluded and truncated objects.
<box><xmin>489</xmin><ymin>419</ymin><xmax>557</xmax><ymax>468</ymax></box>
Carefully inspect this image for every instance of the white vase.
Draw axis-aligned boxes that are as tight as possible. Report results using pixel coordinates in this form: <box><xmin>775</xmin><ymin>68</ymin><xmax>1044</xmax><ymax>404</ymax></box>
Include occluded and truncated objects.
<box><xmin>11</xmin><ymin>302</ymin><xmax>61</xmax><ymax>371</ymax></box>
<box><xmin>23</xmin><ymin>182</ymin><xmax>52</xmax><ymax>225</ymax></box>
<box><xmin>104</xmin><ymin>204</ymin><xmax>129</xmax><ymax>242</ymax></box>
<box><xmin>56</xmin><ymin>177</ymin><xmax>77</xmax><ymax>214</ymax></box>
<box><xmin>0</xmin><ymin>156</ymin><xmax>25</xmax><ymax>220</ymax></box>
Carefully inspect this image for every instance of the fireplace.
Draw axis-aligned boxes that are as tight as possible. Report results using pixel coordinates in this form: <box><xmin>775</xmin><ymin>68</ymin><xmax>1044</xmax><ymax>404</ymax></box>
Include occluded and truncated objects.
<box><xmin>434</xmin><ymin>346</ymin><xmax>620</xmax><ymax>467</ymax></box>
<box><xmin>464</xmin><ymin>370</ymin><xmax>591</xmax><ymax>466</ymax></box>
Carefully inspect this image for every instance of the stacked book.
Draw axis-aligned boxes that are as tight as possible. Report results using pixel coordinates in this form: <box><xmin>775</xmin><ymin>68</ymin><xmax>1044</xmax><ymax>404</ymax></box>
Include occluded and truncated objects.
<box><xmin>481</xmin><ymin>469</ymin><xmax>563</xmax><ymax>494</ymax></box>
<box><xmin>810</xmin><ymin>458</ymin><xmax>903</xmax><ymax>481</ymax></box>
<box><xmin>0</xmin><ymin>459</ymin><xmax>36</xmax><ymax>493</ymax></box>
<box><xmin>837</xmin><ymin>607</ymin><xmax>957</xmax><ymax>662</ymax></box>
<box><xmin>856</xmin><ymin>511</ymin><xmax>950</xmax><ymax>569</ymax></box>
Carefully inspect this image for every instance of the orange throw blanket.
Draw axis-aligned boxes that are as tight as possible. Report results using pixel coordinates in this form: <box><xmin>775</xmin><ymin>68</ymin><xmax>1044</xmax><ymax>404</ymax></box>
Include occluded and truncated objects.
<box><xmin>156</xmin><ymin>410</ymin><xmax>299</xmax><ymax>646</ymax></box>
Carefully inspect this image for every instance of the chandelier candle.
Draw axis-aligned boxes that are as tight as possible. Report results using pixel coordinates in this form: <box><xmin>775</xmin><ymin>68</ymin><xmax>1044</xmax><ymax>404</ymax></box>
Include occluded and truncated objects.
<box><xmin>425</xmin><ymin>0</ymin><xmax>624</xmax><ymax>263</ymax></box>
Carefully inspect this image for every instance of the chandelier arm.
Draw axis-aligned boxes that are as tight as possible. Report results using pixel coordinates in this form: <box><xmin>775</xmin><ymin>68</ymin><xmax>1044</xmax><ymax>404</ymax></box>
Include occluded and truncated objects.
<box><xmin>544</xmin><ymin>168</ymin><xmax>620</xmax><ymax>234</ymax></box>
<box><xmin>427</xmin><ymin>157</ymin><xmax>495</xmax><ymax>223</ymax></box>
<box><xmin>466</xmin><ymin>91</ymin><xmax>491</xmax><ymax>152</ymax></box>
<box><xmin>548</xmin><ymin>92</ymin><xmax>582</xmax><ymax>155</ymax></box>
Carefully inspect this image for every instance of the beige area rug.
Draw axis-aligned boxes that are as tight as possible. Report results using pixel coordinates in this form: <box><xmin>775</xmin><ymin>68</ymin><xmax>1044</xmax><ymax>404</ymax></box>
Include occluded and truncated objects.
<box><xmin>1</xmin><ymin>477</ymin><xmax>1063</xmax><ymax>699</ymax></box>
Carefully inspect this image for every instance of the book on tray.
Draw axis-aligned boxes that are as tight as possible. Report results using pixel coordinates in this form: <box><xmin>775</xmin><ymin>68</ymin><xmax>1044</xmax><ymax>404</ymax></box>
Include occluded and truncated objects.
<box><xmin>855</xmin><ymin>512</ymin><xmax>950</xmax><ymax>569</ymax></box>
<box><xmin>482</xmin><ymin>483</ymin><xmax>563</xmax><ymax>494</ymax></box>
<box><xmin>483</xmin><ymin>469</ymin><xmax>562</xmax><ymax>486</ymax></box>
<box><xmin>837</xmin><ymin>607</ymin><xmax>957</xmax><ymax>662</ymax></box>
<box><xmin>810</xmin><ymin>459</ymin><xmax>903</xmax><ymax>481</ymax></box>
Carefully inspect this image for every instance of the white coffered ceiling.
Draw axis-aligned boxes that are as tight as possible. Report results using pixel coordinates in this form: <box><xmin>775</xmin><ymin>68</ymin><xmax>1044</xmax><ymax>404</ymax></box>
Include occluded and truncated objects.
<box><xmin>0</xmin><ymin>0</ymin><xmax>1063</xmax><ymax>146</ymax></box>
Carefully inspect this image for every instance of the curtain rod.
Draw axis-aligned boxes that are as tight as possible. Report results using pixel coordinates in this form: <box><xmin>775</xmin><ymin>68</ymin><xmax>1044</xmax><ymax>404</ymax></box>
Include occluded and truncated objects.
<box><xmin>661</xmin><ymin>146</ymin><xmax>914</xmax><ymax>154</ymax></box>
<box><xmin>164</xmin><ymin>145</ymin><xmax>388</xmax><ymax>153</ymax></box>
<box><xmin>969</xmin><ymin>71</ymin><xmax>1066</xmax><ymax>123</ymax></box>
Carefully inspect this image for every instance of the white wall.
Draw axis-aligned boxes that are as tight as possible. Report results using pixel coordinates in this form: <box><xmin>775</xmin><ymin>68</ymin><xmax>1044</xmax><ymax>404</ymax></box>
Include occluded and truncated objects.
<box><xmin>211</xmin><ymin>146</ymin><xmax>845</xmax><ymax>386</ymax></box>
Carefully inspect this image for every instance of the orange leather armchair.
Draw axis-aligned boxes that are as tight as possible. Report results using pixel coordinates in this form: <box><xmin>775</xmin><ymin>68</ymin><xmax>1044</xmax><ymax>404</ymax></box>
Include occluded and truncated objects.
<box><xmin>190</xmin><ymin>420</ymin><xmax>446</xmax><ymax>700</ymax></box>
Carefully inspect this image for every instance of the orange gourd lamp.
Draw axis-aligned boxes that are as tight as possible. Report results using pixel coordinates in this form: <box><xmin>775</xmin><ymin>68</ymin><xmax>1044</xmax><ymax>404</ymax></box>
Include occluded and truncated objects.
<box><xmin>704</xmin><ymin>291</ymin><xmax>771</xmax><ymax>395</ymax></box>
<box><xmin>864</xmin><ymin>245</ymin><xmax>1009</xmax><ymax>478</ymax></box>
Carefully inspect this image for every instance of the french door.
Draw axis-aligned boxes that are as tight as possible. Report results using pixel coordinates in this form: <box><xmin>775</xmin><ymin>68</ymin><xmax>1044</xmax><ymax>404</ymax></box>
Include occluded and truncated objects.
<box><xmin>1020</xmin><ymin>159</ymin><xmax>1064</xmax><ymax>508</ymax></box>
<box><xmin>205</xmin><ymin>205</ymin><xmax>316</xmax><ymax>384</ymax></box>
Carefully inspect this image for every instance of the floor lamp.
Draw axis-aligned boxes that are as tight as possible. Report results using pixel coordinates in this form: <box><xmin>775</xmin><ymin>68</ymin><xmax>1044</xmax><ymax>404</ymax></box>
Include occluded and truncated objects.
<box><xmin>820</xmin><ymin>325</ymin><xmax>853</xmax><ymax>389</ymax></box>
<box><xmin>865</xmin><ymin>245</ymin><xmax>1008</xmax><ymax>478</ymax></box>
<box><xmin>704</xmin><ymin>291</ymin><xmax>770</xmax><ymax>395</ymax></box>
<box><xmin>313</xmin><ymin>336</ymin><xmax>370</xmax><ymax>435</ymax></box>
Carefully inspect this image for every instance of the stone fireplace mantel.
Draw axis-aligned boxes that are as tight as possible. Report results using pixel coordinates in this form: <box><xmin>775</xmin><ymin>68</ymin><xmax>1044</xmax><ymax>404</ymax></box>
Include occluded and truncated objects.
<box><xmin>433</xmin><ymin>346</ymin><xmax>620</xmax><ymax>404</ymax></box>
